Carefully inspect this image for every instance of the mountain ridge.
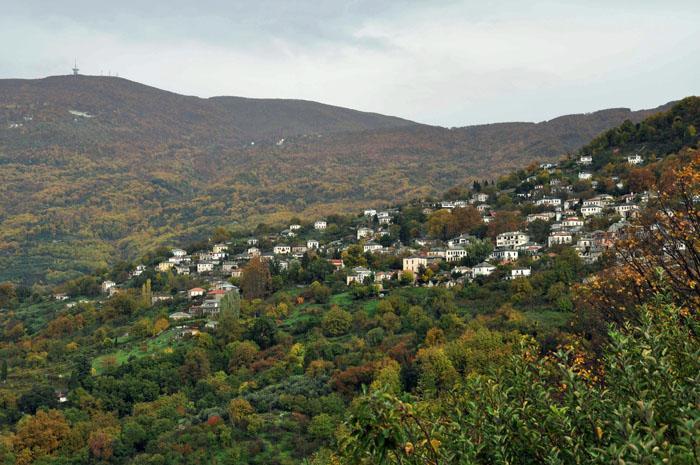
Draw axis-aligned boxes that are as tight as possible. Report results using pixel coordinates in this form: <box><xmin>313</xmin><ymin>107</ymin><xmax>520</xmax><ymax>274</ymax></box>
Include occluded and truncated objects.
<box><xmin>0</xmin><ymin>74</ymin><xmax>683</xmax><ymax>283</ymax></box>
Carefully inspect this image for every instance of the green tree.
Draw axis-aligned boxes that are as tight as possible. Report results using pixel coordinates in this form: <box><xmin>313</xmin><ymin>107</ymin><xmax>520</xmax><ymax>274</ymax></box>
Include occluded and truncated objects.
<box><xmin>321</xmin><ymin>306</ymin><xmax>353</xmax><ymax>337</ymax></box>
<box><xmin>249</xmin><ymin>317</ymin><xmax>277</xmax><ymax>349</ymax></box>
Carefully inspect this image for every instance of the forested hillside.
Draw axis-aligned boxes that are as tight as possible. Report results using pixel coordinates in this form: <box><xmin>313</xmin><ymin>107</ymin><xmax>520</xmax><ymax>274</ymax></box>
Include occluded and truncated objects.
<box><xmin>0</xmin><ymin>103</ymin><xmax>697</xmax><ymax>464</ymax></box>
<box><xmin>0</xmin><ymin>75</ymin><xmax>678</xmax><ymax>284</ymax></box>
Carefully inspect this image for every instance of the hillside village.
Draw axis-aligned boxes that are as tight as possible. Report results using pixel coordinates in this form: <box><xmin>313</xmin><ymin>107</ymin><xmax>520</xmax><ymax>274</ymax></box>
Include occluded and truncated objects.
<box><xmin>85</xmin><ymin>149</ymin><xmax>651</xmax><ymax>332</ymax></box>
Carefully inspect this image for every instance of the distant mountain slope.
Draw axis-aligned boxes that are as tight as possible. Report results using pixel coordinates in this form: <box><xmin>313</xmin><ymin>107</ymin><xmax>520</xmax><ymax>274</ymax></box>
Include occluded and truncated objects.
<box><xmin>0</xmin><ymin>75</ymin><xmax>418</xmax><ymax>146</ymax></box>
<box><xmin>0</xmin><ymin>74</ymin><xmax>684</xmax><ymax>283</ymax></box>
<box><xmin>210</xmin><ymin>96</ymin><xmax>418</xmax><ymax>140</ymax></box>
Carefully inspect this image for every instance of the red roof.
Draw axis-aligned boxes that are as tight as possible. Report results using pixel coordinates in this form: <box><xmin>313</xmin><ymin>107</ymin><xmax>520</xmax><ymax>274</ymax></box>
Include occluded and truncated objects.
<box><xmin>208</xmin><ymin>289</ymin><xmax>226</xmax><ymax>295</ymax></box>
<box><xmin>189</xmin><ymin>288</ymin><xmax>205</xmax><ymax>292</ymax></box>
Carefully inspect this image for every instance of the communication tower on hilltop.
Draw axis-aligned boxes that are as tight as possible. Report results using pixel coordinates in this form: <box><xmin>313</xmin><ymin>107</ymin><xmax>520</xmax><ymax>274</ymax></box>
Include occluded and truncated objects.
<box><xmin>72</xmin><ymin>60</ymin><xmax>79</xmax><ymax>76</ymax></box>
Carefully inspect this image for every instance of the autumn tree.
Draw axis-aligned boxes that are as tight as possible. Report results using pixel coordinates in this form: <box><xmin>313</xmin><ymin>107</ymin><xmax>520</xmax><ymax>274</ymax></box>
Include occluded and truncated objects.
<box><xmin>227</xmin><ymin>398</ymin><xmax>255</xmax><ymax>428</ymax></box>
<box><xmin>487</xmin><ymin>210</ymin><xmax>523</xmax><ymax>238</ymax></box>
<box><xmin>240</xmin><ymin>256</ymin><xmax>272</xmax><ymax>299</ymax></box>
<box><xmin>13</xmin><ymin>409</ymin><xmax>70</xmax><ymax>465</ymax></box>
<box><xmin>575</xmin><ymin>151</ymin><xmax>700</xmax><ymax>341</ymax></box>
<box><xmin>179</xmin><ymin>347</ymin><xmax>211</xmax><ymax>385</ymax></box>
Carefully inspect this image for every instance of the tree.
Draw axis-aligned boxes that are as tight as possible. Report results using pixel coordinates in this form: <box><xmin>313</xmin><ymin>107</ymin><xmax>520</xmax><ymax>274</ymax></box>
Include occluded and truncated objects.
<box><xmin>487</xmin><ymin>210</ymin><xmax>522</xmax><ymax>238</ymax></box>
<box><xmin>308</xmin><ymin>413</ymin><xmax>336</xmax><ymax>441</ymax></box>
<box><xmin>0</xmin><ymin>282</ymin><xmax>17</xmax><ymax>309</ymax></box>
<box><xmin>450</xmin><ymin>206</ymin><xmax>483</xmax><ymax>236</ymax></box>
<box><xmin>240</xmin><ymin>256</ymin><xmax>272</xmax><ymax>299</ymax></box>
<box><xmin>227</xmin><ymin>398</ymin><xmax>255</xmax><ymax>428</ymax></box>
<box><xmin>141</xmin><ymin>279</ymin><xmax>152</xmax><ymax>308</ymax></box>
<box><xmin>462</xmin><ymin>239</ymin><xmax>493</xmax><ymax>266</ymax></box>
<box><xmin>310</xmin><ymin>281</ymin><xmax>331</xmax><ymax>303</ymax></box>
<box><xmin>179</xmin><ymin>347</ymin><xmax>211</xmax><ymax>385</ymax></box>
<box><xmin>322</xmin><ymin>306</ymin><xmax>353</xmax><ymax>337</ymax></box>
<box><xmin>426</xmin><ymin>209</ymin><xmax>453</xmax><ymax>240</ymax></box>
<box><xmin>527</xmin><ymin>219</ymin><xmax>551</xmax><ymax>244</ymax></box>
<box><xmin>227</xmin><ymin>340</ymin><xmax>259</xmax><ymax>371</ymax></box>
<box><xmin>1</xmin><ymin>360</ymin><xmax>7</xmax><ymax>382</ymax></box>
<box><xmin>13</xmin><ymin>409</ymin><xmax>70</xmax><ymax>465</ymax></box>
<box><xmin>17</xmin><ymin>385</ymin><xmax>58</xmax><ymax>414</ymax></box>
<box><xmin>152</xmin><ymin>317</ymin><xmax>169</xmax><ymax>335</ymax></box>
<box><xmin>510</xmin><ymin>277</ymin><xmax>535</xmax><ymax>304</ymax></box>
<box><xmin>218</xmin><ymin>294</ymin><xmax>243</xmax><ymax>343</ymax></box>
<box><xmin>220</xmin><ymin>291</ymin><xmax>241</xmax><ymax>318</ymax></box>
<box><xmin>249</xmin><ymin>317</ymin><xmax>277</xmax><ymax>349</ymax></box>
<box><xmin>415</xmin><ymin>346</ymin><xmax>458</xmax><ymax>395</ymax></box>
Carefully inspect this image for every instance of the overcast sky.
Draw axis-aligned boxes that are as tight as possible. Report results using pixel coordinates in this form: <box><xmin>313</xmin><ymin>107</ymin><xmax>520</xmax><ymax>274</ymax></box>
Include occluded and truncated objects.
<box><xmin>2</xmin><ymin>0</ymin><xmax>699</xmax><ymax>126</ymax></box>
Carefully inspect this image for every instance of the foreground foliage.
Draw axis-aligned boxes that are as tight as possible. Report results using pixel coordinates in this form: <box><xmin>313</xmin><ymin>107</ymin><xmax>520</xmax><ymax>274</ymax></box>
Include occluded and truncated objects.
<box><xmin>342</xmin><ymin>299</ymin><xmax>700</xmax><ymax>465</ymax></box>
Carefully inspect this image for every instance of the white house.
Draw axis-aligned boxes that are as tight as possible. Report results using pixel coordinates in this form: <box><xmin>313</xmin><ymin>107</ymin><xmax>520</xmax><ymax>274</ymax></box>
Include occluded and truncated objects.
<box><xmin>172</xmin><ymin>248</ymin><xmax>187</xmax><ymax>258</ymax></box>
<box><xmin>581</xmin><ymin>205</ymin><xmax>603</xmax><ymax>217</ymax></box>
<box><xmin>289</xmin><ymin>224</ymin><xmax>302</xmax><ymax>231</ymax></box>
<box><xmin>491</xmin><ymin>249</ymin><xmax>519</xmax><ymax>262</ymax></box>
<box><xmin>584</xmin><ymin>194</ymin><xmax>613</xmax><ymax>207</ymax></box>
<box><xmin>448</xmin><ymin>234</ymin><xmax>475</xmax><ymax>247</ymax></box>
<box><xmin>473</xmin><ymin>193</ymin><xmax>489</xmax><ymax>203</ymax></box>
<box><xmin>314</xmin><ymin>220</ymin><xmax>327</xmax><ymax>230</ymax></box>
<box><xmin>197</xmin><ymin>262</ymin><xmax>215</xmax><ymax>273</ymax></box>
<box><xmin>131</xmin><ymin>264</ymin><xmax>146</xmax><ymax>277</ymax></box>
<box><xmin>101</xmin><ymin>280</ymin><xmax>116</xmax><ymax>293</ymax></box>
<box><xmin>169</xmin><ymin>311</ymin><xmax>192</xmax><ymax>321</ymax></box>
<box><xmin>357</xmin><ymin>227</ymin><xmax>374</xmax><ymax>240</ymax></box>
<box><xmin>548</xmin><ymin>231</ymin><xmax>573</xmax><ymax>247</ymax></box>
<box><xmin>613</xmin><ymin>204</ymin><xmax>639</xmax><ymax>218</ymax></box>
<box><xmin>627</xmin><ymin>154</ymin><xmax>644</xmax><ymax>165</ymax></box>
<box><xmin>363</xmin><ymin>242</ymin><xmax>383</xmax><ymax>253</ymax></box>
<box><xmin>578</xmin><ymin>155</ymin><xmax>593</xmax><ymax>165</ymax></box>
<box><xmin>157</xmin><ymin>261</ymin><xmax>174</xmax><ymax>272</ymax></box>
<box><xmin>527</xmin><ymin>212</ymin><xmax>556</xmax><ymax>223</ymax></box>
<box><xmin>212</xmin><ymin>244</ymin><xmax>228</xmax><ymax>254</ymax></box>
<box><xmin>452</xmin><ymin>266</ymin><xmax>472</xmax><ymax>276</ymax></box>
<box><xmin>561</xmin><ymin>217</ymin><xmax>584</xmax><ymax>229</ymax></box>
<box><xmin>188</xmin><ymin>287</ymin><xmax>206</xmax><ymax>298</ymax></box>
<box><xmin>307</xmin><ymin>239</ymin><xmax>319</xmax><ymax>249</ymax></box>
<box><xmin>246</xmin><ymin>238</ymin><xmax>258</xmax><ymax>245</ymax></box>
<box><xmin>363</xmin><ymin>209</ymin><xmax>377</xmax><ymax>217</ymax></box>
<box><xmin>427</xmin><ymin>249</ymin><xmax>446</xmax><ymax>259</ymax></box>
<box><xmin>403</xmin><ymin>256</ymin><xmax>428</xmax><ymax>273</ymax></box>
<box><xmin>472</xmin><ymin>261</ymin><xmax>496</xmax><ymax>277</ymax></box>
<box><xmin>247</xmin><ymin>247</ymin><xmax>261</xmax><ymax>257</ymax></box>
<box><xmin>446</xmin><ymin>247</ymin><xmax>468</xmax><ymax>262</ymax></box>
<box><xmin>346</xmin><ymin>266</ymin><xmax>373</xmax><ymax>285</ymax></box>
<box><xmin>496</xmin><ymin>231</ymin><xmax>530</xmax><ymax>249</ymax></box>
<box><xmin>535</xmin><ymin>197</ymin><xmax>562</xmax><ymax>207</ymax></box>
<box><xmin>578</xmin><ymin>172</ymin><xmax>592</xmax><ymax>180</ymax></box>
<box><xmin>273</xmin><ymin>245</ymin><xmax>291</xmax><ymax>255</ymax></box>
<box><xmin>509</xmin><ymin>268</ymin><xmax>532</xmax><ymax>279</ymax></box>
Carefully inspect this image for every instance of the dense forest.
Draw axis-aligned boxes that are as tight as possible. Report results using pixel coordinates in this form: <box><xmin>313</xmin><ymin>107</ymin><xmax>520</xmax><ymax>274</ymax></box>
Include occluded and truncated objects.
<box><xmin>0</xmin><ymin>100</ymin><xmax>697</xmax><ymax>464</ymax></box>
<box><xmin>0</xmin><ymin>75</ymin><xmax>675</xmax><ymax>284</ymax></box>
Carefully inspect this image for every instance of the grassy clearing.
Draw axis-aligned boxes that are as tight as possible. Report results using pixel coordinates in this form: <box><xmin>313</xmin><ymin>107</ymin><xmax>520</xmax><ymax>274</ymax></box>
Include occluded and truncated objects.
<box><xmin>92</xmin><ymin>329</ymin><xmax>183</xmax><ymax>374</ymax></box>
<box><xmin>524</xmin><ymin>310</ymin><xmax>573</xmax><ymax>330</ymax></box>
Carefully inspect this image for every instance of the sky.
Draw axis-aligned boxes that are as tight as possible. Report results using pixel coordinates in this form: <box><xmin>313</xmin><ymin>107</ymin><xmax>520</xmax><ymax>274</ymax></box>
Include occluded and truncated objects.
<box><xmin>1</xmin><ymin>0</ymin><xmax>699</xmax><ymax>126</ymax></box>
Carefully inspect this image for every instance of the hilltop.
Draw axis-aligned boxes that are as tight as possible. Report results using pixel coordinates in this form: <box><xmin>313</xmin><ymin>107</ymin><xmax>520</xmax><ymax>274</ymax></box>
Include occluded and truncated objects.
<box><xmin>0</xmin><ymin>75</ymin><xmax>678</xmax><ymax>283</ymax></box>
